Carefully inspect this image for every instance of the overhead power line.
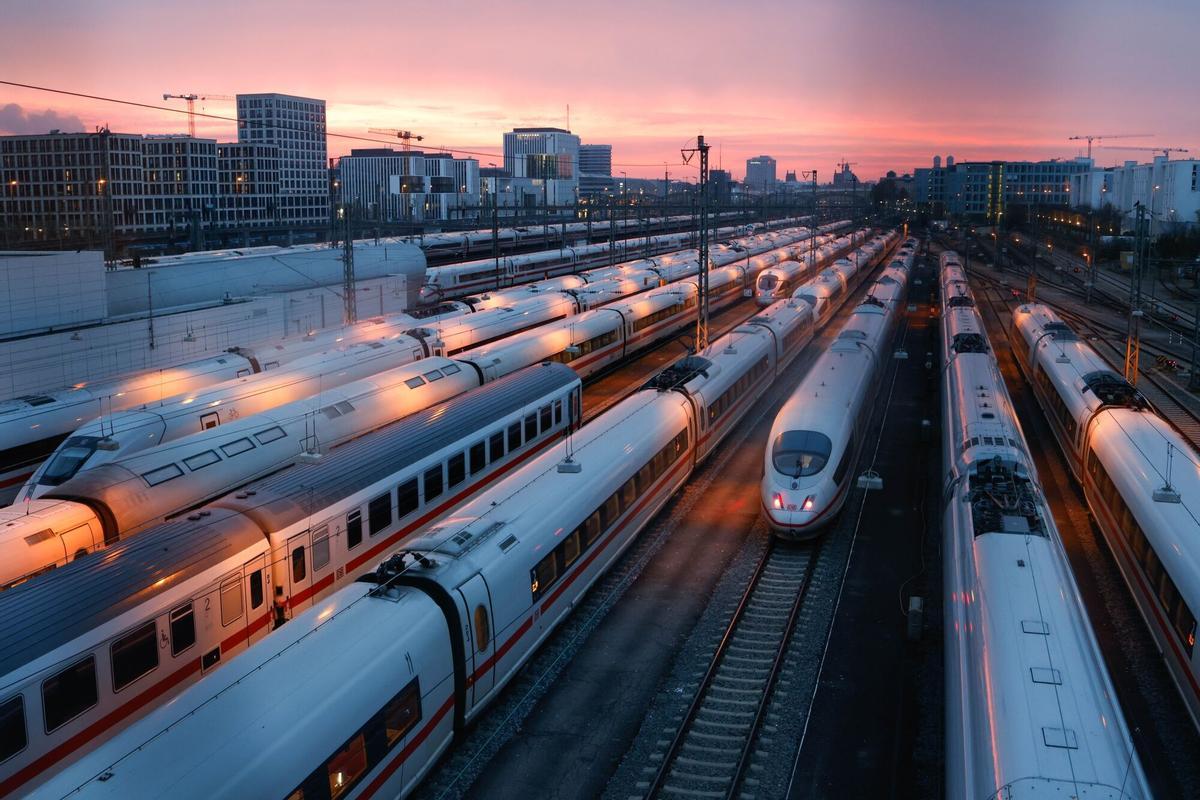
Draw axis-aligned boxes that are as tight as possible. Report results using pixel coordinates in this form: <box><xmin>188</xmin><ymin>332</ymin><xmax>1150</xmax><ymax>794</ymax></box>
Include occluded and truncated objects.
<box><xmin>0</xmin><ymin>79</ymin><xmax>698</xmax><ymax>169</ymax></box>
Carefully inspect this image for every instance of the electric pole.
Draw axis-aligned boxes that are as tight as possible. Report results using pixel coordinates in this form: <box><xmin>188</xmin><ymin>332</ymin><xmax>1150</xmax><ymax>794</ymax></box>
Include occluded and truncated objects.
<box><xmin>682</xmin><ymin>135</ymin><xmax>711</xmax><ymax>351</ymax></box>
<box><xmin>1125</xmin><ymin>203</ymin><xmax>1148</xmax><ymax>385</ymax></box>
<box><xmin>342</xmin><ymin>206</ymin><xmax>357</xmax><ymax>325</ymax></box>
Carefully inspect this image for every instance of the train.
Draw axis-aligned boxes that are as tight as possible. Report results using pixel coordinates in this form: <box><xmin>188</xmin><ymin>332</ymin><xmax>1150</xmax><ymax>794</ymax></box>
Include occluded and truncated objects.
<box><xmin>938</xmin><ymin>251</ymin><xmax>1150</xmax><ymax>798</ymax></box>
<box><xmin>16</xmin><ymin>276</ymin><xmax>820</xmax><ymax>798</ymax></box>
<box><xmin>0</xmin><ymin>224</ymin><xmax>830</xmax><ymax>498</ymax></box>
<box><xmin>1011</xmin><ymin>303</ymin><xmax>1200</xmax><ymax>729</ymax></box>
<box><xmin>752</xmin><ymin>233</ymin><xmax>866</xmax><ymax>306</ymax></box>
<box><xmin>761</xmin><ymin>236</ymin><xmax>914</xmax><ymax>536</ymax></box>
<box><xmin>0</xmin><ymin>227</ymin><xmax>873</xmax><ymax>593</ymax></box>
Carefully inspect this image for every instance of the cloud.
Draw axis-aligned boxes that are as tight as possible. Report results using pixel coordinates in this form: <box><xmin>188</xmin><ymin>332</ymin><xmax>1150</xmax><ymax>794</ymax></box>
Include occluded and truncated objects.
<box><xmin>0</xmin><ymin>103</ymin><xmax>86</xmax><ymax>135</ymax></box>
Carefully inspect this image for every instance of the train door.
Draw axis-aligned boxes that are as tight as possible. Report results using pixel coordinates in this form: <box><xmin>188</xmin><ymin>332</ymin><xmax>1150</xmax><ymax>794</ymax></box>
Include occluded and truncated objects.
<box><xmin>243</xmin><ymin>552</ymin><xmax>270</xmax><ymax>646</ymax></box>
<box><xmin>60</xmin><ymin>523</ymin><xmax>97</xmax><ymax>561</ymax></box>
<box><xmin>284</xmin><ymin>530</ymin><xmax>312</xmax><ymax>620</ymax></box>
<box><xmin>456</xmin><ymin>574</ymin><xmax>496</xmax><ymax>708</ymax></box>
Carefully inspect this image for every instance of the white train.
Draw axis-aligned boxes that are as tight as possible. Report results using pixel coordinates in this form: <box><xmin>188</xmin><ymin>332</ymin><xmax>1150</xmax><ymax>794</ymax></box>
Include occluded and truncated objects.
<box><xmin>0</xmin><ymin>226</ymin><xmax>845</xmax><ymax>592</ymax></box>
<box><xmin>940</xmin><ymin>262</ymin><xmax>1150</xmax><ymax>798</ymax></box>
<box><xmin>752</xmin><ymin>233</ymin><xmax>862</xmax><ymax>306</ymax></box>
<box><xmin>762</xmin><ymin>239</ymin><xmax>911</xmax><ymax>536</ymax></box>
<box><xmin>1012</xmin><ymin>303</ymin><xmax>1200</xmax><ymax>728</ymax></box>
<box><xmin>18</xmin><ymin>288</ymin><xmax>818</xmax><ymax>798</ymax></box>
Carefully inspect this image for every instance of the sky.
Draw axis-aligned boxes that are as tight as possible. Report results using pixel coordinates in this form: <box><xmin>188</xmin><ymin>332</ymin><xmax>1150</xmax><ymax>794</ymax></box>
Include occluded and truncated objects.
<box><xmin>1</xmin><ymin>0</ymin><xmax>1197</xmax><ymax>181</ymax></box>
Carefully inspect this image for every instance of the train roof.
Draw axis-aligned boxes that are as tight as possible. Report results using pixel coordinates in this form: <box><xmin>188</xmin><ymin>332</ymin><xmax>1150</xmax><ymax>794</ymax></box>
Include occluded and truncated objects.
<box><xmin>209</xmin><ymin>361</ymin><xmax>580</xmax><ymax>532</ymax></box>
<box><xmin>0</xmin><ymin>507</ymin><xmax>265</xmax><ymax>679</ymax></box>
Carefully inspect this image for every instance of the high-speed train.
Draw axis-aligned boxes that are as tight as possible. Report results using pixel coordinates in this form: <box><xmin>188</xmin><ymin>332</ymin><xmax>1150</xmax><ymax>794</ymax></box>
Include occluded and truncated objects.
<box><xmin>0</xmin><ymin>227</ymin><xmax>847</xmax><ymax>592</ymax></box>
<box><xmin>1012</xmin><ymin>303</ymin><xmax>1200</xmax><ymax>728</ymax></box>
<box><xmin>0</xmin><ymin>224</ymin><xmax>826</xmax><ymax>497</ymax></box>
<box><xmin>24</xmin><ymin>281</ymin><xmax>819</xmax><ymax>799</ymax></box>
<box><xmin>762</xmin><ymin>239</ymin><xmax>913</xmax><ymax>536</ymax></box>
<box><xmin>753</xmin><ymin>232</ymin><xmax>867</xmax><ymax>306</ymax></box>
<box><xmin>939</xmin><ymin>254</ymin><xmax>1150</xmax><ymax>798</ymax></box>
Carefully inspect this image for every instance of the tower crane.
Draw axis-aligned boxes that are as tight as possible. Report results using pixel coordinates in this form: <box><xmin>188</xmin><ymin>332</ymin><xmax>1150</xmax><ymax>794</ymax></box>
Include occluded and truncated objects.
<box><xmin>1100</xmin><ymin>145</ymin><xmax>1190</xmax><ymax>160</ymax></box>
<box><xmin>368</xmin><ymin>128</ymin><xmax>424</xmax><ymax>152</ymax></box>
<box><xmin>162</xmin><ymin>93</ymin><xmax>236</xmax><ymax>137</ymax></box>
<box><xmin>1068</xmin><ymin>133</ymin><xmax>1151</xmax><ymax>159</ymax></box>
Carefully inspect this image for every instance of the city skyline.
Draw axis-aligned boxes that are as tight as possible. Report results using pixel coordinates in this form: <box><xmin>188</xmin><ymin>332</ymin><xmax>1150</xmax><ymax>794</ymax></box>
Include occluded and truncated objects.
<box><xmin>2</xmin><ymin>0</ymin><xmax>1198</xmax><ymax>182</ymax></box>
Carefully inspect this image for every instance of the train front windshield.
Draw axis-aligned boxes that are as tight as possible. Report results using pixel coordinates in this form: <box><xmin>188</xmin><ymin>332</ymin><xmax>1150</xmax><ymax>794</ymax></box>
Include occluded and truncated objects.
<box><xmin>38</xmin><ymin>435</ymin><xmax>103</xmax><ymax>486</ymax></box>
<box><xmin>757</xmin><ymin>274</ymin><xmax>779</xmax><ymax>292</ymax></box>
<box><xmin>772</xmin><ymin>430</ymin><xmax>832</xmax><ymax>477</ymax></box>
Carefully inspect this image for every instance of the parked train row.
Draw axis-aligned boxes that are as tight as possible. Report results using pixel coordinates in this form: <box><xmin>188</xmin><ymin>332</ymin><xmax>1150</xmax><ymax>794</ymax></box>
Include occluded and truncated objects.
<box><xmin>0</xmin><ymin>230</ymin><xmax>889</xmax><ymax>796</ymax></box>
<box><xmin>1010</xmin><ymin>302</ymin><xmax>1200</xmax><ymax>729</ymax></box>
<box><xmin>22</xmin><ymin>232</ymin><xmax>888</xmax><ymax>799</ymax></box>
<box><xmin>937</xmin><ymin>250</ymin><xmax>1150</xmax><ymax>798</ymax></box>
<box><xmin>761</xmin><ymin>235</ymin><xmax>916</xmax><ymax>535</ymax></box>
<box><xmin>0</xmin><ymin>222</ymin><xmax>838</xmax><ymax>498</ymax></box>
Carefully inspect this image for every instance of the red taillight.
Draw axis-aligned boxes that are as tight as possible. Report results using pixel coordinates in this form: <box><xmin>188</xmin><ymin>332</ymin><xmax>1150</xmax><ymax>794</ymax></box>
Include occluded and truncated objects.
<box><xmin>802</xmin><ymin>496</ymin><xmax>815</xmax><ymax>511</ymax></box>
<box><xmin>772</xmin><ymin>493</ymin><xmax>784</xmax><ymax>510</ymax></box>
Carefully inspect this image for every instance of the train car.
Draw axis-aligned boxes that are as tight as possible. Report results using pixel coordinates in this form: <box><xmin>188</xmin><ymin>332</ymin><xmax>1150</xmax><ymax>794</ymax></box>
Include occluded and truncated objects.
<box><xmin>25</xmin><ymin>291</ymin><xmax>816</xmax><ymax>799</ymax></box>
<box><xmin>754</xmin><ymin>259</ymin><xmax>808</xmax><ymax>306</ymax></box>
<box><xmin>762</xmin><ymin>263</ymin><xmax>909</xmax><ymax>536</ymax></box>
<box><xmin>0</xmin><ymin>364</ymin><xmax>581</xmax><ymax>795</ymax></box>
<box><xmin>1012</xmin><ymin>303</ymin><xmax>1200</xmax><ymax>727</ymax></box>
<box><xmin>941</xmin><ymin>289</ymin><xmax>1150</xmax><ymax>798</ymax></box>
<box><xmin>19</xmin><ymin>336</ymin><xmax>429</xmax><ymax>500</ymax></box>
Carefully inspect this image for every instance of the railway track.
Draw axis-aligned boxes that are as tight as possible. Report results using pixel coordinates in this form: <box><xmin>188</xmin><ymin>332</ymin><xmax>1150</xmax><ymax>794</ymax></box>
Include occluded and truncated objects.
<box><xmin>641</xmin><ymin>538</ymin><xmax>819</xmax><ymax>799</ymax></box>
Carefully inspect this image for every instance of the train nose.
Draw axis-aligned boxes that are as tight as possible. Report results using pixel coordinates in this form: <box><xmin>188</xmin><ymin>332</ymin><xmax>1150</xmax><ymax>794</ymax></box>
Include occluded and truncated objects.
<box><xmin>417</xmin><ymin>286</ymin><xmax>439</xmax><ymax>304</ymax></box>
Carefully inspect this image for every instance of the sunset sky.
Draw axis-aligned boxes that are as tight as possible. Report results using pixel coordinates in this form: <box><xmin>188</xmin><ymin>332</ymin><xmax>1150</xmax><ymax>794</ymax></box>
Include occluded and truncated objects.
<box><xmin>2</xmin><ymin>0</ymin><xmax>1196</xmax><ymax>181</ymax></box>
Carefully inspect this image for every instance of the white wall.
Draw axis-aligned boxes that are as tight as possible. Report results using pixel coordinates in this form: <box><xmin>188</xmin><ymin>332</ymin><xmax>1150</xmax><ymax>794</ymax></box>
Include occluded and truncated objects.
<box><xmin>0</xmin><ymin>251</ymin><xmax>107</xmax><ymax>335</ymax></box>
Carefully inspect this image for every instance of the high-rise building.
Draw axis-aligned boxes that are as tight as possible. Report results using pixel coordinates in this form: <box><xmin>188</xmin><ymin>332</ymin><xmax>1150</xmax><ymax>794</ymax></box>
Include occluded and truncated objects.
<box><xmin>236</xmin><ymin>93</ymin><xmax>328</xmax><ymax>226</ymax></box>
<box><xmin>503</xmin><ymin>127</ymin><xmax>580</xmax><ymax>207</ymax></box>
<box><xmin>745</xmin><ymin>155</ymin><xmax>777</xmax><ymax>193</ymax></box>
<box><xmin>579</xmin><ymin>144</ymin><xmax>613</xmax><ymax>177</ymax></box>
<box><xmin>216</xmin><ymin>143</ymin><xmax>281</xmax><ymax>227</ymax></box>
<box><xmin>140</xmin><ymin>135</ymin><xmax>218</xmax><ymax>231</ymax></box>
<box><xmin>337</xmin><ymin>148</ymin><xmax>480</xmax><ymax>222</ymax></box>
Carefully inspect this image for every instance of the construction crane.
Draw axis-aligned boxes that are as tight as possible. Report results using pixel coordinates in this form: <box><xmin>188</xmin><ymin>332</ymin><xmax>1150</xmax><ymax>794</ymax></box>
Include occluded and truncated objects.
<box><xmin>162</xmin><ymin>93</ymin><xmax>235</xmax><ymax>137</ymax></box>
<box><xmin>1100</xmin><ymin>145</ymin><xmax>1190</xmax><ymax>160</ymax></box>
<box><xmin>1068</xmin><ymin>133</ymin><xmax>1151</xmax><ymax>159</ymax></box>
<box><xmin>368</xmin><ymin>128</ymin><xmax>424</xmax><ymax>151</ymax></box>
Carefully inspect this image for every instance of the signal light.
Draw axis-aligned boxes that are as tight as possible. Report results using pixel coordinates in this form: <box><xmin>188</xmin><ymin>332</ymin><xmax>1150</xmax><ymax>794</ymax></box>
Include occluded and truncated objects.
<box><xmin>772</xmin><ymin>493</ymin><xmax>784</xmax><ymax>510</ymax></box>
<box><xmin>802</xmin><ymin>496</ymin><xmax>815</xmax><ymax>511</ymax></box>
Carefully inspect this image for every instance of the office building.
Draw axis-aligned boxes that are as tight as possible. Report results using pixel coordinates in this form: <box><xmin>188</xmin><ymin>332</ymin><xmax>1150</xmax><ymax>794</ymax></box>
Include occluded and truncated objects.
<box><xmin>503</xmin><ymin>127</ymin><xmax>580</xmax><ymax>207</ymax></box>
<box><xmin>1071</xmin><ymin>156</ymin><xmax>1200</xmax><ymax>231</ymax></box>
<box><xmin>236</xmin><ymin>93</ymin><xmax>329</xmax><ymax>226</ymax></box>
<box><xmin>140</xmin><ymin>135</ymin><xmax>218</xmax><ymax>231</ymax></box>
<box><xmin>579</xmin><ymin>144</ymin><xmax>613</xmax><ymax>177</ymax></box>
<box><xmin>336</xmin><ymin>148</ymin><xmax>480</xmax><ymax>222</ymax></box>
<box><xmin>216</xmin><ymin>143</ymin><xmax>281</xmax><ymax>227</ymax></box>
<box><xmin>745</xmin><ymin>155</ymin><xmax>777</xmax><ymax>193</ymax></box>
<box><xmin>914</xmin><ymin>155</ymin><xmax>1093</xmax><ymax>221</ymax></box>
<box><xmin>711</xmin><ymin>169</ymin><xmax>733</xmax><ymax>203</ymax></box>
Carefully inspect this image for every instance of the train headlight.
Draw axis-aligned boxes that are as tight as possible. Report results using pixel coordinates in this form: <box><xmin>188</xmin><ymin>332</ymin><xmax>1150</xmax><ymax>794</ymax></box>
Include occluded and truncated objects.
<box><xmin>802</xmin><ymin>495</ymin><xmax>815</xmax><ymax>512</ymax></box>
<box><xmin>772</xmin><ymin>493</ymin><xmax>784</xmax><ymax>510</ymax></box>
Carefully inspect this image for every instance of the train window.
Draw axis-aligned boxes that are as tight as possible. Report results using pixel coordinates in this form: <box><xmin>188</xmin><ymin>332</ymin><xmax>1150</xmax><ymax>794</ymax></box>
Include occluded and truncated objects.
<box><xmin>42</xmin><ymin>656</ymin><xmax>97</xmax><ymax>733</ymax></box>
<box><xmin>254</xmin><ymin>426</ymin><xmax>287</xmax><ymax>445</ymax></box>
<box><xmin>772</xmin><ymin>431</ymin><xmax>832</xmax><ymax>477</ymax></box>
<box><xmin>383</xmin><ymin>680</ymin><xmax>423</xmax><ymax>745</ymax></box>
<box><xmin>424</xmin><ymin>466</ymin><xmax>444</xmax><ymax>504</ymax></box>
<box><xmin>620</xmin><ymin>478</ymin><xmax>637</xmax><ymax>512</ymax></box>
<box><xmin>170</xmin><ymin>603</ymin><xmax>196</xmax><ymax>656</ymax></box>
<box><xmin>489</xmin><ymin>431</ymin><xmax>506</xmax><ymax>462</ymax></box>
<box><xmin>531</xmin><ymin>553</ymin><xmax>558</xmax><ymax>600</ymax></box>
<box><xmin>474</xmin><ymin>606</ymin><xmax>491</xmax><ymax>654</ymax></box>
<box><xmin>220</xmin><ymin>438</ymin><xmax>255</xmax><ymax>457</ymax></box>
<box><xmin>346</xmin><ymin>511</ymin><xmax>363</xmax><ymax>550</ymax></box>
<box><xmin>368</xmin><ymin>493</ymin><xmax>392</xmax><ymax>536</ymax></box>
<box><xmin>539</xmin><ymin>405</ymin><xmax>552</xmax><ymax>433</ymax></box>
<box><xmin>469</xmin><ymin>441</ymin><xmax>486</xmax><ymax>475</ymax></box>
<box><xmin>249</xmin><ymin>571</ymin><xmax>264</xmax><ymax>610</ymax></box>
<box><xmin>200</xmin><ymin>412</ymin><xmax>220</xmax><ymax>430</ymax></box>
<box><xmin>0</xmin><ymin>696</ymin><xmax>25</xmax><ymax>763</ymax></box>
<box><xmin>312</xmin><ymin>527</ymin><xmax>331</xmax><ymax>572</ymax></box>
<box><xmin>404</xmin><ymin>376</ymin><xmax>425</xmax><ymax>389</ymax></box>
<box><xmin>554</xmin><ymin>400</ymin><xmax>563</xmax><ymax>426</ymax></box>
<box><xmin>600</xmin><ymin>493</ymin><xmax>621</xmax><ymax>529</ymax></box>
<box><xmin>141</xmin><ymin>463</ymin><xmax>183</xmax><ymax>487</ymax></box>
<box><xmin>524</xmin><ymin>413</ymin><xmax>537</xmax><ymax>442</ymax></box>
<box><xmin>1173</xmin><ymin>603</ymin><xmax>1197</xmax><ymax>655</ymax></box>
<box><xmin>111</xmin><ymin>620</ymin><xmax>158</xmax><ymax>692</ymax></box>
<box><xmin>507</xmin><ymin>422</ymin><xmax>521</xmax><ymax>452</ymax></box>
<box><xmin>220</xmin><ymin>576</ymin><xmax>243</xmax><ymax>627</ymax></box>
<box><xmin>448</xmin><ymin>453</ymin><xmax>466</xmax><ymax>488</ymax></box>
<box><xmin>292</xmin><ymin>546</ymin><xmax>307</xmax><ymax>583</ymax></box>
<box><xmin>582</xmin><ymin>511</ymin><xmax>602</xmax><ymax>548</ymax></box>
<box><xmin>326</xmin><ymin>733</ymin><xmax>369</xmax><ymax>799</ymax></box>
<box><xmin>183</xmin><ymin>450</ymin><xmax>220</xmax><ymax>471</ymax></box>
<box><xmin>562</xmin><ymin>530</ymin><xmax>582</xmax><ymax>570</ymax></box>
<box><xmin>442</xmin><ymin>364</ymin><xmax>461</xmax><ymax>376</ymax></box>
<box><xmin>423</xmin><ymin>369</ymin><xmax>444</xmax><ymax>382</ymax></box>
<box><xmin>395</xmin><ymin>478</ymin><xmax>419</xmax><ymax>518</ymax></box>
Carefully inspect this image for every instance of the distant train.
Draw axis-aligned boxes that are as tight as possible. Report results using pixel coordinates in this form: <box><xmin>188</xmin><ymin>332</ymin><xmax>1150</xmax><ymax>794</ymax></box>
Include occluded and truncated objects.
<box><xmin>939</xmin><ymin>252</ymin><xmax>1150</xmax><ymax>798</ymax></box>
<box><xmin>15</xmin><ymin>279</ymin><xmax>821</xmax><ymax>798</ymax></box>
<box><xmin>1012</xmin><ymin>303</ymin><xmax>1200</xmax><ymax>729</ymax></box>
<box><xmin>762</xmin><ymin>236</ymin><xmax>912</xmax><ymax>536</ymax></box>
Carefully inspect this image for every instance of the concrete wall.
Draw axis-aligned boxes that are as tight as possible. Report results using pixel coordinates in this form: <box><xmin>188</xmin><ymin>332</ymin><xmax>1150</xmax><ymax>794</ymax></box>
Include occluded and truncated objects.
<box><xmin>0</xmin><ymin>251</ymin><xmax>107</xmax><ymax>335</ymax></box>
